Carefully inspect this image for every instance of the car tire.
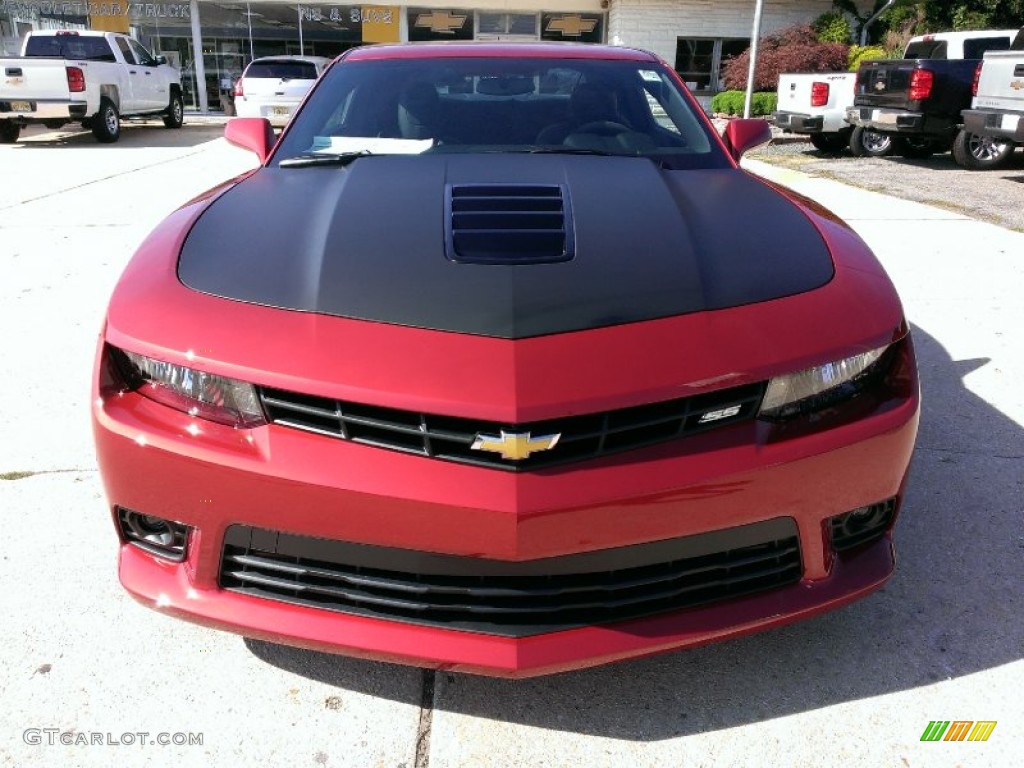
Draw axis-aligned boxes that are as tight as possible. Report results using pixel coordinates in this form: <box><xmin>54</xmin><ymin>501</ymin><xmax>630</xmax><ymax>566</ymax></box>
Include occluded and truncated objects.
<box><xmin>952</xmin><ymin>128</ymin><xmax>1014</xmax><ymax>170</ymax></box>
<box><xmin>0</xmin><ymin>121</ymin><xmax>19</xmax><ymax>144</ymax></box>
<box><xmin>809</xmin><ymin>131</ymin><xmax>850</xmax><ymax>154</ymax></box>
<box><xmin>163</xmin><ymin>91</ymin><xmax>184</xmax><ymax>129</ymax></box>
<box><xmin>848</xmin><ymin>126</ymin><xmax>893</xmax><ymax>157</ymax></box>
<box><xmin>92</xmin><ymin>98</ymin><xmax>121</xmax><ymax>143</ymax></box>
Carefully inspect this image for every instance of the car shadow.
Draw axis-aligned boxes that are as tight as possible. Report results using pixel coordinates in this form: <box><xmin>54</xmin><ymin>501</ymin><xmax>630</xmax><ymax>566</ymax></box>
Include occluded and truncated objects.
<box><xmin>9</xmin><ymin>122</ymin><xmax>226</xmax><ymax>149</ymax></box>
<box><xmin>245</xmin><ymin>323</ymin><xmax>1023</xmax><ymax>739</ymax></box>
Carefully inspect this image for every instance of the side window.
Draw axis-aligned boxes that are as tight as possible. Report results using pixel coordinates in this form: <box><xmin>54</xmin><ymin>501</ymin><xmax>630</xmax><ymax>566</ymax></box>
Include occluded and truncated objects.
<box><xmin>129</xmin><ymin>40</ymin><xmax>157</xmax><ymax>67</ymax></box>
<box><xmin>116</xmin><ymin>38</ymin><xmax>136</xmax><ymax>65</ymax></box>
<box><xmin>963</xmin><ymin>37</ymin><xmax>1012</xmax><ymax>58</ymax></box>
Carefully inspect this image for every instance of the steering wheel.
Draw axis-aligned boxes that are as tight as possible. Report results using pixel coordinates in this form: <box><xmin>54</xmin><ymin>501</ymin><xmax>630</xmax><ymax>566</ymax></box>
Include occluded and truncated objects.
<box><xmin>573</xmin><ymin>120</ymin><xmax>630</xmax><ymax>136</ymax></box>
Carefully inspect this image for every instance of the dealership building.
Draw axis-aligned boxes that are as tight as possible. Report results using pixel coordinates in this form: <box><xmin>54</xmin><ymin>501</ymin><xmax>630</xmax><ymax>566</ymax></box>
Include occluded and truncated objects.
<box><xmin>1</xmin><ymin>0</ymin><xmax>862</xmax><ymax>111</ymax></box>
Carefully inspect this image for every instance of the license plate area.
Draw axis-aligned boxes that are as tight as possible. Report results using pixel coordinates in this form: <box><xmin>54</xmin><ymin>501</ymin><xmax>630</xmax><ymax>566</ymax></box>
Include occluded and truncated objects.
<box><xmin>9</xmin><ymin>100</ymin><xmax>32</xmax><ymax>112</ymax></box>
<box><xmin>271</xmin><ymin>106</ymin><xmax>290</xmax><ymax>117</ymax></box>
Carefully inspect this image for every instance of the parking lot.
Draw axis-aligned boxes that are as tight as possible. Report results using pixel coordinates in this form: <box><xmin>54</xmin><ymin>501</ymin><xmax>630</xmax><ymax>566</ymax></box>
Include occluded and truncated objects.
<box><xmin>1</xmin><ymin>121</ymin><xmax>1022</xmax><ymax>767</ymax></box>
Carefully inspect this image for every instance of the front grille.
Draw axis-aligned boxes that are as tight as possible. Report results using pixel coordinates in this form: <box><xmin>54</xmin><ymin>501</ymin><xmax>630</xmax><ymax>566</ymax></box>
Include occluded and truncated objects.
<box><xmin>445</xmin><ymin>184</ymin><xmax>573</xmax><ymax>264</ymax></box>
<box><xmin>259</xmin><ymin>381</ymin><xmax>765</xmax><ymax>471</ymax></box>
<box><xmin>220</xmin><ymin>519</ymin><xmax>803</xmax><ymax>637</ymax></box>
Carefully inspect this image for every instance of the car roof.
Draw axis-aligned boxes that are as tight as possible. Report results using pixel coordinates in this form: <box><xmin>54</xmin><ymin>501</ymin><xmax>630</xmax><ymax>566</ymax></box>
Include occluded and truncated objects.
<box><xmin>247</xmin><ymin>55</ymin><xmax>330</xmax><ymax>65</ymax></box>
<box><xmin>343</xmin><ymin>42</ymin><xmax>659</xmax><ymax>63</ymax></box>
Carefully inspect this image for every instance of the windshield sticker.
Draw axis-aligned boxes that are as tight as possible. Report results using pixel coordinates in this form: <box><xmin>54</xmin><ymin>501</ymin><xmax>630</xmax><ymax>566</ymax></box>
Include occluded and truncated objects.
<box><xmin>639</xmin><ymin>70</ymin><xmax>662</xmax><ymax>82</ymax></box>
<box><xmin>310</xmin><ymin>136</ymin><xmax>435</xmax><ymax>155</ymax></box>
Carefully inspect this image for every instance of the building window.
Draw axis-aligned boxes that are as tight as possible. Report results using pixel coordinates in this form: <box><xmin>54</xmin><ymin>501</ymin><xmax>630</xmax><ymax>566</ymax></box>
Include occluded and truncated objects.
<box><xmin>675</xmin><ymin>38</ymin><xmax>748</xmax><ymax>94</ymax></box>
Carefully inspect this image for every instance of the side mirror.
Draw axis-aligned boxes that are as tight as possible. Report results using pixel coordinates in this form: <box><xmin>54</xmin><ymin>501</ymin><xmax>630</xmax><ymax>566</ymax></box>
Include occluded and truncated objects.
<box><xmin>722</xmin><ymin>118</ymin><xmax>772</xmax><ymax>161</ymax></box>
<box><xmin>155</xmin><ymin>55</ymin><xmax>167</xmax><ymax>65</ymax></box>
<box><xmin>225</xmin><ymin>117</ymin><xmax>275</xmax><ymax>164</ymax></box>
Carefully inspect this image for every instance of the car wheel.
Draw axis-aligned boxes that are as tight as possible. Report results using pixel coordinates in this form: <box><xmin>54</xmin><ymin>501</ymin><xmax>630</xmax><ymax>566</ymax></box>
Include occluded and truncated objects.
<box><xmin>809</xmin><ymin>131</ymin><xmax>850</xmax><ymax>154</ymax></box>
<box><xmin>92</xmin><ymin>98</ymin><xmax>121</xmax><ymax>143</ymax></box>
<box><xmin>848</xmin><ymin>126</ymin><xmax>893</xmax><ymax>157</ymax></box>
<box><xmin>952</xmin><ymin>129</ymin><xmax>1014</xmax><ymax>170</ymax></box>
<box><xmin>894</xmin><ymin>136</ymin><xmax>935</xmax><ymax>159</ymax></box>
<box><xmin>163</xmin><ymin>91</ymin><xmax>184</xmax><ymax>129</ymax></box>
<box><xmin>0</xmin><ymin>121</ymin><xmax>20</xmax><ymax>144</ymax></box>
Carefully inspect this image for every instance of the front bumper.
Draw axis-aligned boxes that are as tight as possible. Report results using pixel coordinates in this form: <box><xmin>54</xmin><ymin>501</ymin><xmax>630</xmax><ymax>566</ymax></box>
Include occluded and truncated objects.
<box><xmin>95</xmin><ymin>371</ymin><xmax>919</xmax><ymax>677</ymax></box>
<box><xmin>962</xmin><ymin>108</ymin><xmax>1024</xmax><ymax>143</ymax></box>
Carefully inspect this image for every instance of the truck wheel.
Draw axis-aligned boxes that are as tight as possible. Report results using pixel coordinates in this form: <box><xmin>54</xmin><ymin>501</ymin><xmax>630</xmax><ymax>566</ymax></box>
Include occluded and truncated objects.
<box><xmin>809</xmin><ymin>131</ymin><xmax>849</xmax><ymax>154</ymax></box>
<box><xmin>952</xmin><ymin>129</ymin><xmax>1014</xmax><ymax>170</ymax></box>
<box><xmin>92</xmin><ymin>98</ymin><xmax>121</xmax><ymax>143</ymax></box>
<box><xmin>0</xmin><ymin>121</ymin><xmax>19</xmax><ymax>144</ymax></box>
<box><xmin>894</xmin><ymin>136</ymin><xmax>935</xmax><ymax>159</ymax></box>
<box><xmin>163</xmin><ymin>91</ymin><xmax>184</xmax><ymax>129</ymax></box>
<box><xmin>849</xmin><ymin>126</ymin><xmax>893</xmax><ymax>157</ymax></box>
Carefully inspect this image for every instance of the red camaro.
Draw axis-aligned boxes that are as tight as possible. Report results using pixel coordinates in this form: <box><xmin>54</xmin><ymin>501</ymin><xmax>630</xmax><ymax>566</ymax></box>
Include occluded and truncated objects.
<box><xmin>92</xmin><ymin>42</ymin><xmax>919</xmax><ymax>677</ymax></box>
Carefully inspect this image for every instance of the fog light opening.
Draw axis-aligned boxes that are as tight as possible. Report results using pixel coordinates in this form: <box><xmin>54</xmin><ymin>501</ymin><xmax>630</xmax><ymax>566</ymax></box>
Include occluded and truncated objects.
<box><xmin>829</xmin><ymin>499</ymin><xmax>896</xmax><ymax>553</ymax></box>
<box><xmin>118</xmin><ymin>508</ymin><xmax>190</xmax><ymax>562</ymax></box>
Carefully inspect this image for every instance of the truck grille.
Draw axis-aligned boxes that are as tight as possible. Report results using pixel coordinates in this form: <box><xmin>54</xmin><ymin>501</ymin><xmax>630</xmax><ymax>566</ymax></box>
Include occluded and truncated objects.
<box><xmin>259</xmin><ymin>381</ymin><xmax>766</xmax><ymax>470</ymax></box>
<box><xmin>220</xmin><ymin>519</ymin><xmax>803</xmax><ymax>637</ymax></box>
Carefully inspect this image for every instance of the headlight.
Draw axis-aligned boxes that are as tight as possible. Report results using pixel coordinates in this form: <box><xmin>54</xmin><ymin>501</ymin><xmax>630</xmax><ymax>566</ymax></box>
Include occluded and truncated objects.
<box><xmin>758</xmin><ymin>345</ymin><xmax>889</xmax><ymax>421</ymax></box>
<box><xmin>109</xmin><ymin>347</ymin><xmax>266</xmax><ymax>428</ymax></box>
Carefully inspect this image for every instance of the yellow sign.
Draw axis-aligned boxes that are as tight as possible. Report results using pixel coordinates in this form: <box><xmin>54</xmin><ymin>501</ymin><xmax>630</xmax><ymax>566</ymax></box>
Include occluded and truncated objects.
<box><xmin>414</xmin><ymin>10</ymin><xmax>468</xmax><ymax>35</ymax></box>
<box><xmin>545</xmin><ymin>15</ymin><xmax>598</xmax><ymax>37</ymax></box>
<box><xmin>361</xmin><ymin>6</ymin><xmax>399</xmax><ymax>43</ymax></box>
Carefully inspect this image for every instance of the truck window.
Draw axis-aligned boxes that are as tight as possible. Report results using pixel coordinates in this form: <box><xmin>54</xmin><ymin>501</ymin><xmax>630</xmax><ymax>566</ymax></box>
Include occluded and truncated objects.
<box><xmin>1013</xmin><ymin>29</ymin><xmax>1024</xmax><ymax>51</ymax></box>
<box><xmin>24</xmin><ymin>35</ymin><xmax>117</xmax><ymax>63</ymax></box>
<box><xmin>904</xmin><ymin>40</ymin><xmax>946</xmax><ymax>59</ymax></box>
<box><xmin>963</xmin><ymin>37</ymin><xmax>1012</xmax><ymax>58</ymax></box>
<box><xmin>116</xmin><ymin>38</ymin><xmax>136</xmax><ymax>65</ymax></box>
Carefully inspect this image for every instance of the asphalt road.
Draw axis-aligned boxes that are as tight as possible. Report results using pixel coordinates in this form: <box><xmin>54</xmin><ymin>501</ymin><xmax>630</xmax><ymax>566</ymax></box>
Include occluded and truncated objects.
<box><xmin>1</xmin><ymin>121</ymin><xmax>1022</xmax><ymax>768</ymax></box>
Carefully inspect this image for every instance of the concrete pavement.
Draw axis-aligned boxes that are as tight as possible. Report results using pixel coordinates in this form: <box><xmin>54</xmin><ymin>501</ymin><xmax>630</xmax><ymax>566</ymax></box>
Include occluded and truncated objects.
<box><xmin>1</xmin><ymin>126</ymin><xmax>1021</xmax><ymax>767</ymax></box>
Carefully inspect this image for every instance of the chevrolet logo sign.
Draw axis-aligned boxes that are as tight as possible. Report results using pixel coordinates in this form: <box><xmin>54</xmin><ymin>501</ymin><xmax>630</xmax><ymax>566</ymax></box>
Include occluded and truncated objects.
<box><xmin>545</xmin><ymin>15</ymin><xmax>598</xmax><ymax>37</ymax></box>
<box><xmin>874</xmin><ymin>80</ymin><xmax>886</xmax><ymax>91</ymax></box>
<box><xmin>1010</xmin><ymin>80</ymin><xmax>1024</xmax><ymax>91</ymax></box>
<box><xmin>470</xmin><ymin>431</ymin><xmax>560</xmax><ymax>461</ymax></box>
<box><xmin>414</xmin><ymin>10</ymin><xmax>468</xmax><ymax>34</ymax></box>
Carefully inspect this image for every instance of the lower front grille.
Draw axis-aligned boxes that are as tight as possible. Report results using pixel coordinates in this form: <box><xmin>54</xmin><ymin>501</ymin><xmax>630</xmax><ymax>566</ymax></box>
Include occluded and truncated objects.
<box><xmin>220</xmin><ymin>519</ymin><xmax>803</xmax><ymax>637</ymax></box>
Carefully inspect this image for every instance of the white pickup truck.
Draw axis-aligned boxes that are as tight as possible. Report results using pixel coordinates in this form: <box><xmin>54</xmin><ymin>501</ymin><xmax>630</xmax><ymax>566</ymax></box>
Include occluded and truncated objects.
<box><xmin>0</xmin><ymin>30</ymin><xmax>182</xmax><ymax>144</ymax></box>
<box><xmin>772</xmin><ymin>29</ymin><xmax>1017</xmax><ymax>157</ymax></box>
<box><xmin>955</xmin><ymin>27</ymin><xmax>1024</xmax><ymax>169</ymax></box>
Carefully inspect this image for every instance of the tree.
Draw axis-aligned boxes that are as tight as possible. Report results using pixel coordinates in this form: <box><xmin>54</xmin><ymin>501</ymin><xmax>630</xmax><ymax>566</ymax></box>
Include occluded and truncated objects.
<box><xmin>720</xmin><ymin>25</ymin><xmax>848</xmax><ymax>92</ymax></box>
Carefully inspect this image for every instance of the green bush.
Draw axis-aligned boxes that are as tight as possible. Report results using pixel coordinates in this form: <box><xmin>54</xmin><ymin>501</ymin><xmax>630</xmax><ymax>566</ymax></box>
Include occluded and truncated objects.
<box><xmin>813</xmin><ymin>11</ymin><xmax>852</xmax><ymax>44</ymax></box>
<box><xmin>847</xmin><ymin>45</ymin><xmax>887</xmax><ymax>70</ymax></box>
<box><xmin>710</xmin><ymin>90</ymin><xmax>777</xmax><ymax>117</ymax></box>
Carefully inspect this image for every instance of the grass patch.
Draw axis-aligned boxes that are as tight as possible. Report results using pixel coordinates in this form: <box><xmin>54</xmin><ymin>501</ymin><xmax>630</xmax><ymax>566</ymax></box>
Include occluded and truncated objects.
<box><xmin>1</xmin><ymin>470</ymin><xmax>36</xmax><ymax>481</ymax></box>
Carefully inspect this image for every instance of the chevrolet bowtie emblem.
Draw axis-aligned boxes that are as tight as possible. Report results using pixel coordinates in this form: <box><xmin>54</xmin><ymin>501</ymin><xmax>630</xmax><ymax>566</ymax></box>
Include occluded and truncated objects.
<box><xmin>1010</xmin><ymin>80</ymin><xmax>1024</xmax><ymax>91</ymax></box>
<box><xmin>471</xmin><ymin>431</ymin><xmax>560</xmax><ymax>461</ymax></box>
<box><xmin>545</xmin><ymin>15</ymin><xmax>598</xmax><ymax>37</ymax></box>
<box><xmin>874</xmin><ymin>80</ymin><xmax>886</xmax><ymax>91</ymax></box>
<box><xmin>414</xmin><ymin>10</ymin><xmax>468</xmax><ymax>34</ymax></box>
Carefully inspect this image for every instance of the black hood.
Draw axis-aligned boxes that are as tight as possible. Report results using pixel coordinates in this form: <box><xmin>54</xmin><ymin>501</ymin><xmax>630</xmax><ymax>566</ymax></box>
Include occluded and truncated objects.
<box><xmin>178</xmin><ymin>154</ymin><xmax>834</xmax><ymax>339</ymax></box>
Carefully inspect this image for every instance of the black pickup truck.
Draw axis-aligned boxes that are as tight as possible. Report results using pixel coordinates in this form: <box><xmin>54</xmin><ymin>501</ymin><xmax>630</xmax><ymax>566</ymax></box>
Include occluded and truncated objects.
<box><xmin>845</xmin><ymin>33</ymin><xmax>1015</xmax><ymax>158</ymax></box>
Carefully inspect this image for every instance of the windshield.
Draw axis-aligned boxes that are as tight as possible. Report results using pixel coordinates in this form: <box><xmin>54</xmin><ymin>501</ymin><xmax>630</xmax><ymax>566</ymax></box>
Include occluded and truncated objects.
<box><xmin>273</xmin><ymin>56</ymin><xmax>727</xmax><ymax>171</ymax></box>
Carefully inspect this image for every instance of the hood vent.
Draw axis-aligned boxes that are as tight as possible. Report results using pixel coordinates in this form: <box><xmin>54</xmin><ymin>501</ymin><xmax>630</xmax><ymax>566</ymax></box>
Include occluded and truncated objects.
<box><xmin>445</xmin><ymin>184</ymin><xmax>574</xmax><ymax>265</ymax></box>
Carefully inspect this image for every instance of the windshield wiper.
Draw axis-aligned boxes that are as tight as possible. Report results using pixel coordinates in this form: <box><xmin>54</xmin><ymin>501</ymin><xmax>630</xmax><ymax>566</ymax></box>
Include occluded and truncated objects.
<box><xmin>278</xmin><ymin>151</ymin><xmax>371</xmax><ymax>168</ymax></box>
<box><xmin>525</xmin><ymin>147</ymin><xmax>618</xmax><ymax>156</ymax></box>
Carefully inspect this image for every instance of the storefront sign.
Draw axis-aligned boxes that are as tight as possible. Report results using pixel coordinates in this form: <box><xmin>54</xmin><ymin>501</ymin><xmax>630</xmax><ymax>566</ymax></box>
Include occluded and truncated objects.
<box><xmin>541</xmin><ymin>13</ymin><xmax>603</xmax><ymax>43</ymax></box>
<box><xmin>5</xmin><ymin>2</ymin><xmax>191</xmax><ymax>18</ymax></box>
<box><xmin>408</xmin><ymin>8</ymin><xmax>472</xmax><ymax>41</ymax></box>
